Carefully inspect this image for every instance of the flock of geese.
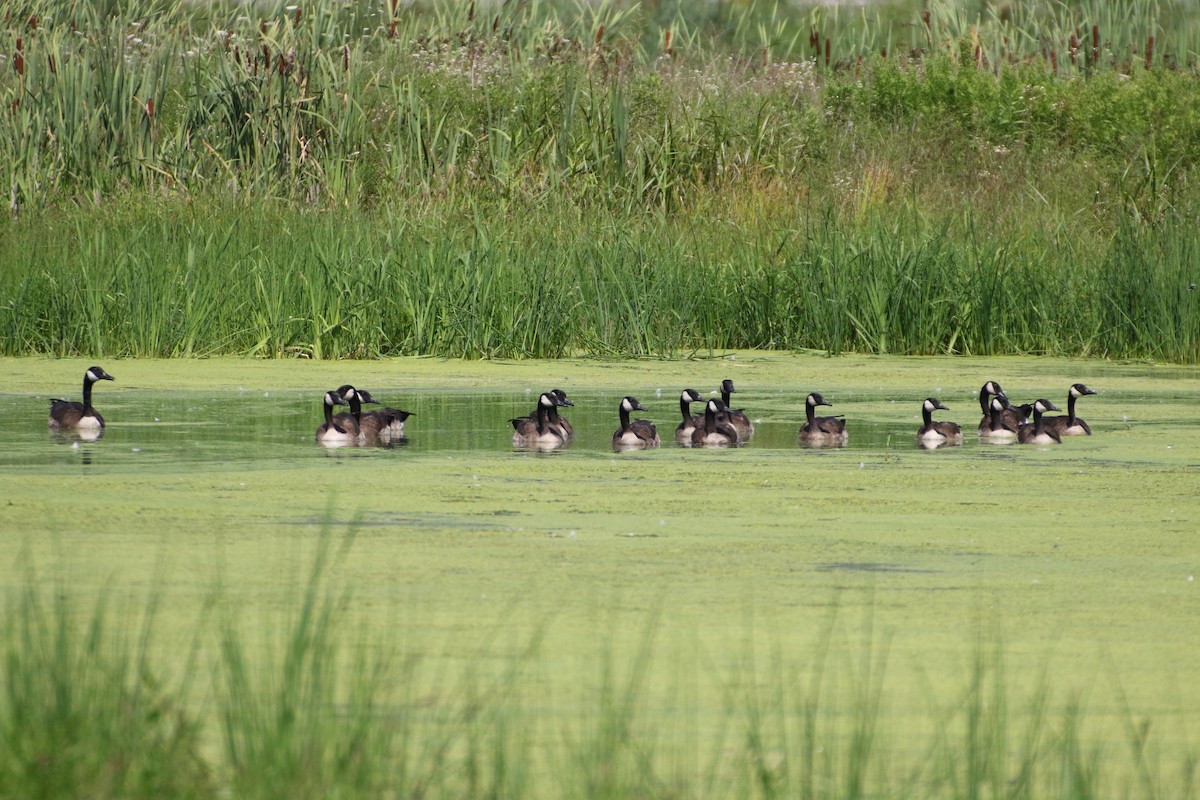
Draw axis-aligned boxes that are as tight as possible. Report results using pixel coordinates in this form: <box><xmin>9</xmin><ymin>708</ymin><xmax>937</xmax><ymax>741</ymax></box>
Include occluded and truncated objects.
<box><xmin>49</xmin><ymin>367</ymin><xmax>1097</xmax><ymax>452</ymax></box>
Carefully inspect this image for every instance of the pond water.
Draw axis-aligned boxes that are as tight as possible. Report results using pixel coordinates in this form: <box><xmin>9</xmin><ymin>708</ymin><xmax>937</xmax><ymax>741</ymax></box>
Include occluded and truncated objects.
<box><xmin>3</xmin><ymin>356</ymin><xmax>1199</xmax><ymax>769</ymax></box>
<box><xmin>5</xmin><ymin>381</ymin><xmax>1185</xmax><ymax>470</ymax></box>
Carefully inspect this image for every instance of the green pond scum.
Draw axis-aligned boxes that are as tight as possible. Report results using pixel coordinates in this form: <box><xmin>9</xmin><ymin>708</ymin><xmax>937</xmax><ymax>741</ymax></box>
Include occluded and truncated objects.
<box><xmin>2</xmin><ymin>353</ymin><xmax>1199</xmax><ymax>797</ymax></box>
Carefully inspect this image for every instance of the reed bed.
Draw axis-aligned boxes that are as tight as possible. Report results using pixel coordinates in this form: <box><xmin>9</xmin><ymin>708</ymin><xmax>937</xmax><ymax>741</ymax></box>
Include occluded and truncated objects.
<box><xmin>3</xmin><ymin>0</ymin><xmax>1200</xmax><ymax>362</ymax></box>
<box><xmin>2</xmin><ymin>530</ymin><xmax>1196</xmax><ymax>800</ymax></box>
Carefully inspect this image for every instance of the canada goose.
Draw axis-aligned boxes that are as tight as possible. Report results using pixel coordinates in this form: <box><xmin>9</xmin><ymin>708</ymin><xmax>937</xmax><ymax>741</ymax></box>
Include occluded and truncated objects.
<box><xmin>674</xmin><ymin>388</ymin><xmax>705</xmax><ymax>444</ymax></box>
<box><xmin>332</xmin><ymin>384</ymin><xmax>373</xmax><ymax>439</ymax></box>
<box><xmin>976</xmin><ymin>380</ymin><xmax>1029</xmax><ymax>435</ymax></box>
<box><xmin>315</xmin><ymin>390</ymin><xmax>356</xmax><ymax>447</ymax></box>
<box><xmin>549</xmin><ymin>389</ymin><xmax>574</xmax><ymax>441</ymax></box>
<box><xmin>1017</xmin><ymin>399</ymin><xmax>1063</xmax><ymax>445</ymax></box>
<box><xmin>612</xmin><ymin>396</ymin><xmax>660</xmax><ymax>450</ymax></box>
<box><xmin>975</xmin><ymin>380</ymin><xmax>1027</xmax><ymax>432</ymax></box>
<box><xmin>719</xmin><ymin>379</ymin><xmax>755</xmax><ymax>441</ymax></box>
<box><xmin>48</xmin><ymin>366</ymin><xmax>115</xmax><ymax>431</ymax></box>
<box><xmin>512</xmin><ymin>392</ymin><xmax>570</xmax><ymax>449</ymax></box>
<box><xmin>514</xmin><ymin>389</ymin><xmax>573</xmax><ymax>442</ymax></box>
<box><xmin>798</xmin><ymin>392</ymin><xmax>848</xmax><ymax>446</ymax></box>
<box><xmin>691</xmin><ymin>399</ymin><xmax>739</xmax><ymax>447</ymax></box>
<box><xmin>1040</xmin><ymin>383</ymin><xmax>1096</xmax><ymax>437</ymax></box>
<box><xmin>979</xmin><ymin>395</ymin><xmax>1018</xmax><ymax>440</ymax></box>
<box><xmin>345</xmin><ymin>387</ymin><xmax>414</xmax><ymax>442</ymax></box>
<box><xmin>916</xmin><ymin>397</ymin><xmax>963</xmax><ymax>446</ymax></box>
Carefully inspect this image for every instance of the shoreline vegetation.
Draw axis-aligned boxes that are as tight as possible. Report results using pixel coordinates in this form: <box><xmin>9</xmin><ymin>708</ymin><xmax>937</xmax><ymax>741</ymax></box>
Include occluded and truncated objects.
<box><xmin>3</xmin><ymin>0</ymin><xmax>1200</xmax><ymax>362</ymax></box>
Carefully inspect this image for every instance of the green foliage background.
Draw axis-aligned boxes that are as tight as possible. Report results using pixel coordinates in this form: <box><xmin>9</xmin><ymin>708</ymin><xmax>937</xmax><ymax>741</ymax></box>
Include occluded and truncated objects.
<box><xmin>2</xmin><ymin>0</ymin><xmax>1199</xmax><ymax>360</ymax></box>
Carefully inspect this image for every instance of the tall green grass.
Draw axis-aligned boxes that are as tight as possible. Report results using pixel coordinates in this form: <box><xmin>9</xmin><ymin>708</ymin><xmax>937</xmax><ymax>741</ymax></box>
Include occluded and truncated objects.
<box><xmin>2</xmin><ymin>197</ymin><xmax>1198</xmax><ymax>361</ymax></box>
<box><xmin>2</xmin><ymin>527</ymin><xmax>1198</xmax><ymax>799</ymax></box>
<box><xmin>3</xmin><ymin>0</ymin><xmax>1200</xmax><ymax>362</ymax></box>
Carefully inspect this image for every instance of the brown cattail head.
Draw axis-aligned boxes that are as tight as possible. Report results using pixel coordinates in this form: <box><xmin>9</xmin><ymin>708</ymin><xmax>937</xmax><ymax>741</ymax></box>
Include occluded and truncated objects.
<box><xmin>294</xmin><ymin>6</ymin><xmax>301</xmax><ymax>25</ymax></box>
<box><xmin>28</xmin><ymin>15</ymin><xmax>37</xmax><ymax>30</ymax></box>
<box><xmin>468</xmin><ymin>1</ymin><xmax>474</xmax><ymax>22</ymax></box>
<box><xmin>881</xmin><ymin>46</ymin><xmax>887</xmax><ymax>58</ymax></box>
<box><xmin>1050</xmin><ymin>47</ymin><xmax>1058</xmax><ymax>74</ymax></box>
<box><xmin>146</xmin><ymin>97</ymin><xmax>154</xmax><ymax>118</ymax></box>
<box><xmin>595</xmin><ymin>25</ymin><xmax>604</xmax><ymax>48</ymax></box>
<box><xmin>16</xmin><ymin>36</ymin><xmax>22</xmax><ymax>52</ymax></box>
<box><xmin>1092</xmin><ymin>24</ymin><xmax>1099</xmax><ymax>64</ymax></box>
<box><xmin>390</xmin><ymin>0</ymin><xmax>397</xmax><ymax>15</ymax></box>
<box><xmin>824</xmin><ymin>37</ymin><xmax>830</xmax><ymax>67</ymax></box>
<box><xmin>48</xmin><ymin>53</ymin><xmax>56</xmax><ymax>73</ymax></box>
<box><xmin>13</xmin><ymin>50</ymin><xmax>24</xmax><ymax>76</ymax></box>
<box><xmin>260</xmin><ymin>19</ymin><xmax>267</xmax><ymax>36</ymax></box>
<box><xmin>343</xmin><ymin>44</ymin><xmax>349</xmax><ymax>71</ymax></box>
<box><xmin>1145</xmin><ymin>35</ymin><xmax>1155</xmax><ymax>70</ymax></box>
<box><xmin>664</xmin><ymin>29</ymin><xmax>673</xmax><ymax>58</ymax></box>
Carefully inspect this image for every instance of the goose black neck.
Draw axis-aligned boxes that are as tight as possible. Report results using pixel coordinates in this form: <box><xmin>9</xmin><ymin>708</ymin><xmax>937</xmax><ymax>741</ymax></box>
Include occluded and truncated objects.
<box><xmin>1032</xmin><ymin>406</ymin><xmax>1045</xmax><ymax>434</ymax></box>
<box><xmin>922</xmin><ymin>405</ymin><xmax>934</xmax><ymax>427</ymax></box>
<box><xmin>547</xmin><ymin>404</ymin><xmax>561</xmax><ymax>424</ymax></box>
<box><xmin>680</xmin><ymin>396</ymin><xmax>693</xmax><ymax>421</ymax></box>
<box><xmin>721</xmin><ymin>389</ymin><xmax>733</xmax><ymax>407</ymax></box>
<box><xmin>348</xmin><ymin>394</ymin><xmax>363</xmax><ymax>423</ymax></box>
<box><xmin>619</xmin><ymin>404</ymin><xmax>633</xmax><ymax>433</ymax></box>
<box><xmin>978</xmin><ymin>388</ymin><xmax>991</xmax><ymax>416</ymax></box>
<box><xmin>806</xmin><ymin>401</ymin><xmax>817</xmax><ymax>425</ymax></box>
<box><xmin>324</xmin><ymin>400</ymin><xmax>337</xmax><ymax>429</ymax></box>
<box><xmin>1066</xmin><ymin>393</ymin><xmax>1078</xmax><ymax>425</ymax></box>
<box><xmin>704</xmin><ymin>404</ymin><xmax>719</xmax><ymax>433</ymax></box>
<box><xmin>82</xmin><ymin>375</ymin><xmax>94</xmax><ymax>411</ymax></box>
<box><xmin>535</xmin><ymin>401</ymin><xmax>551</xmax><ymax>434</ymax></box>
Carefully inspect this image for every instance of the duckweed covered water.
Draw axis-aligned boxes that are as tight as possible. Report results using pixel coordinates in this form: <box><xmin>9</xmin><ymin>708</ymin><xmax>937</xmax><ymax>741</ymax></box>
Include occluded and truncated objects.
<box><xmin>2</xmin><ymin>353</ymin><xmax>1199</xmax><ymax>786</ymax></box>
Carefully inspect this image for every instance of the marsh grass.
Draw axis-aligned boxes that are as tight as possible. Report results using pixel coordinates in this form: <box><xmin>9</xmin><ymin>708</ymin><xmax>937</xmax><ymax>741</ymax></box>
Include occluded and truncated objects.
<box><xmin>2</xmin><ymin>525</ymin><xmax>1198</xmax><ymax>799</ymax></box>
<box><xmin>4</xmin><ymin>1</ymin><xmax>1200</xmax><ymax>362</ymax></box>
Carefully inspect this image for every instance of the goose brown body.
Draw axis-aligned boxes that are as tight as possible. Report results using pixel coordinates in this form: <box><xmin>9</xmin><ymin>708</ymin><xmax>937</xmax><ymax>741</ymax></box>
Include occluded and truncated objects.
<box><xmin>48</xmin><ymin>366</ymin><xmax>115</xmax><ymax>431</ymax></box>
<box><xmin>612</xmin><ymin>396</ymin><xmax>660</xmax><ymax>450</ymax></box>
<box><xmin>798</xmin><ymin>392</ymin><xmax>848</xmax><ymax>446</ymax></box>
<box><xmin>916</xmin><ymin>397</ymin><xmax>962</xmax><ymax>446</ymax></box>
<box><xmin>1040</xmin><ymin>384</ymin><xmax>1095</xmax><ymax>437</ymax></box>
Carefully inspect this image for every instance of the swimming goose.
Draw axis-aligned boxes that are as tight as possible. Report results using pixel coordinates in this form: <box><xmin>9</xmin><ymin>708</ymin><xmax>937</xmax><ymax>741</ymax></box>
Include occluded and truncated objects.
<box><xmin>315</xmin><ymin>390</ymin><xmax>356</xmax><ymax>447</ymax></box>
<box><xmin>612</xmin><ymin>396</ymin><xmax>660</xmax><ymax>450</ymax></box>
<box><xmin>48</xmin><ymin>366</ymin><xmax>115</xmax><ymax>431</ymax></box>
<box><xmin>1040</xmin><ymin>383</ymin><xmax>1096</xmax><ymax>437</ymax></box>
<box><xmin>719</xmin><ymin>379</ymin><xmax>754</xmax><ymax>441</ymax></box>
<box><xmin>332</xmin><ymin>384</ymin><xmax>373</xmax><ymax>439</ymax></box>
<box><xmin>691</xmin><ymin>399</ymin><xmax>739</xmax><ymax>447</ymax></box>
<box><xmin>979</xmin><ymin>395</ymin><xmax>1018</xmax><ymax>440</ymax></box>
<box><xmin>1017</xmin><ymin>399</ymin><xmax>1063</xmax><ymax>445</ymax></box>
<box><xmin>514</xmin><ymin>389</ymin><xmax>573</xmax><ymax>442</ymax></box>
<box><xmin>512</xmin><ymin>392</ymin><xmax>570</xmax><ymax>449</ymax></box>
<box><xmin>974</xmin><ymin>380</ymin><xmax>1029</xmax><ymax>433</ymax></box>
<box><xmin>674</xmin><ymin>388</ymin><xmax>705</xmax><ymax>444</ymax></box>
<box><xmin>798</xmin><ymin>392</ymin><xmax>848</xmax><ymax>446</ymax></box>
<box><xmin>916</xmin><ymin>397</ymin><xmax>962</xmax><ymax>446</ymax></box>
<box><xmin>548</xmin><ymin>389</ymin><xmax>574</xmax><ymax>441</ymax></box>
<box><xmin>356</xmin><ymin>388</ymin><xmax>414</xmax><ymax>441</ymax></box>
